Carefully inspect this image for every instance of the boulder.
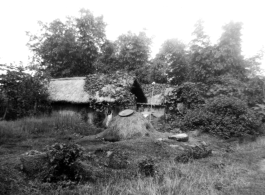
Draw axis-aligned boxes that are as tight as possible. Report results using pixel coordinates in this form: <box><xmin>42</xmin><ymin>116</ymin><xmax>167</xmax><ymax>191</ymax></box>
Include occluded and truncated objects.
<box><xmin>20</xmin><ymin>152</ymin><xmax>48</xmax><ymax>177</ymax></box>
<box><xmin>168</xmin><ymin>133</ymin><xmax>189</xmax><ymax>142</ymax></box>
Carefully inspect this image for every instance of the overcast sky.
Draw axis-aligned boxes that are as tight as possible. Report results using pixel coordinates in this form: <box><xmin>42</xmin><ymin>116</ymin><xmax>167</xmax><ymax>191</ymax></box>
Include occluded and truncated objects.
<box><xmin>0</xmin><ymin>0</ymin><xmax>264</xmax><ymax>69</ymax></box>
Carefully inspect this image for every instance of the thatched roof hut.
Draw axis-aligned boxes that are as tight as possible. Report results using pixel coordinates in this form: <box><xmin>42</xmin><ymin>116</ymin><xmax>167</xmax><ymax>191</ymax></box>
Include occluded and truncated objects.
<box><xmin>48</xmin><ymin>72</ymin><xmax>147</xmax><ymax>104</ymax></box>
<box><xmin>48</xmin><ymin>73</ymin><xmax>147</xmax><ymax>124</ymax></box>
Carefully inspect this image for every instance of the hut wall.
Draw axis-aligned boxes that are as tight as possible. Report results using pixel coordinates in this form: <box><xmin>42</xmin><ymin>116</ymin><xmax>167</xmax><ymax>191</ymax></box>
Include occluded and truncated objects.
<box><xmin>51</xmin><ymin>102</ymin><xmax>127</xmax><ymax>125</ymax></box>
<box><xmin>51</xmin><ymin>102</ymin><xmax>94</xmax><ymax>122</ymax></box>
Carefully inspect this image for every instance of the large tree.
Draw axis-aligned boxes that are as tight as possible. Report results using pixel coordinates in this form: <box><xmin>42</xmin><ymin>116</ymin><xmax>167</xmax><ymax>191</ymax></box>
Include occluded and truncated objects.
<box><xmin>155</xmin><ymin>39</ymin><xmax>188</xmax><ymax>85</ymax></box>
<box><xmin>27</xmin><ymin>9</ymin><xmax>106</xmax><ymax>78</ymax></box>
<box><xmin>115</xmin><ymin>31</ymin><xmax>152</xmax><ymax>72</ymax></box>
<box><xmin>190</xmin><ymin>20</ymin><xmax>210</xmax><ymax>52</ymax></box>
<box><xmin>93</xmin><ymin>40</ymin><xmax>119</xmax><ymax>74</ymax></box>
<box><xmin>214</xmin><ymin>21</ymin><xmax>246</xmax><ymax>79</ymax></box>
<box><xmin>189</xmin><ymin>21</ymin><xmax>250</xmax><ymax>83</ymax></box>
<box><xmin>189</xmin><ymin>20</ymin><xmax>214</xmax><ymax>82</ymax></box>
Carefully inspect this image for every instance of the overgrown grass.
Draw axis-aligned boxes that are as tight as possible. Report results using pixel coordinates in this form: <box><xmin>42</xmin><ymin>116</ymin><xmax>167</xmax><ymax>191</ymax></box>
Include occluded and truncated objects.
<box><xmin>1</xmin><ymin>115</ymin><xmax>265</xmax><ymax>195</ymax></box>
<box><xmin>15</xmin><ymin>156</ymin><xmax>255</xmax><ymax>195</ymax></box>
<box><xmin>6</xmin><ymin>136</ymin><xmax>264</xmax><ymax>195</ymax></box>
<box><xmin>0</xmin><ymin>113</ymin><xmax>103</xmax><ymax>145</ymax></box>
<box><xmin>2</xmin><ymin>138</ymin><xmax>265</xmax><ymax>195</ymax></box>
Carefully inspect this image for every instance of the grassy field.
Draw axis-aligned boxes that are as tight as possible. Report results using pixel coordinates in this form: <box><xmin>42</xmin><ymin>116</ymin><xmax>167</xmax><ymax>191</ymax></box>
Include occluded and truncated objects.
<box><xmin>1</xmin><ymin>115</ymin><xmax>265</xmax><ymax>195</ymax></box>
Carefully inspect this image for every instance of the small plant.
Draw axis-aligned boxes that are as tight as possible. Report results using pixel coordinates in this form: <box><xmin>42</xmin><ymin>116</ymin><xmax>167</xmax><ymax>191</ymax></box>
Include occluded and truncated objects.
<box><xmin>44</xmin><ymin>143</ymin><xmax>84</xmax><ymax>183</ymax></box>
<box><xmin>138</xmin><ymin>158</ymin><xmax>156</xmax><ymax>177</ymax></box>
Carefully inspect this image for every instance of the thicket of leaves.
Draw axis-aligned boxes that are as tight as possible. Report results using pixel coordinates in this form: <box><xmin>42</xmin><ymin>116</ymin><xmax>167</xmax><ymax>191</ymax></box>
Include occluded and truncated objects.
<box><xmin>84</xmin><ymin>72</ymin><xmax>136</xmax><ymax>112</ymax></box>
<box><xmin>165</xmin><ymin>82</ymin><xmax>206</xmax><ymax>112</ymax></box>
<box><xmin>0</xmin><ymin>66</ymin><xmax>51</xmax><ymax>120</ymax></box>
<box><xmin>205</xmin><ymin>74</ymin><xmax>265</xmax><ymax>107</ymax></box>
<box><xmin>181</xmin><ymin>96</ymin><xmax>261</xmax><ymax>138</ymax></box>
<box><xmin>27</xmin><ymin>9</ymin><xmax>106</xmax><ymax>78</ymax></box>
<box><xmin>43</xmin><ymin>143</ymin><xmax>84</xmax><ymax>183</ymax></box>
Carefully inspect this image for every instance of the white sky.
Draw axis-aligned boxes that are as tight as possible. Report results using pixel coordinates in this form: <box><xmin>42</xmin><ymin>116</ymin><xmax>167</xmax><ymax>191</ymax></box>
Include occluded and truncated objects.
<box><xmin>0</xmin><ymin>0</ymin><xmax>265</xmax><ymax>69</ymax></box>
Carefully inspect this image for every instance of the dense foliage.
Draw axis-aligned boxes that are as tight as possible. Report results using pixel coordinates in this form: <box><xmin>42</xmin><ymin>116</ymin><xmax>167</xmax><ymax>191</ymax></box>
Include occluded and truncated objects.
<box><xmin>153</xmin><ymin>39</ymin><xmax>188</xmax><ymax>85</ymax></box>
<box><xmin>84</xmin><ymin>72</ymin><xmax>136</xmax><ymax>112</ymax></box>
<box><xmin>165</xmin><ymin>82</ymin><xmax>206</xmax><ymax>112</ymax></box>
<box><xmin>181</xmin><ymin>96</ymin><xmax>261</xmax><ymax>138</ymax></box>
<box><xmin>115</xmin><ymin>32</ymin><xmax>151</xmax><ymax>73</ymax></box>
<box><xmin>44</xmin><ymin>143</ymin><xmax>84</xmax><ymax>183</ymax></box>
<box><xmin>0</xmin><ymin>65</ymin><xmax>51</xmax><ymax>120</ymax></box>
<box><xmin>27</xmin><ymin>9</ymin><xmax>106</xmax><ymax>77</ymax></box>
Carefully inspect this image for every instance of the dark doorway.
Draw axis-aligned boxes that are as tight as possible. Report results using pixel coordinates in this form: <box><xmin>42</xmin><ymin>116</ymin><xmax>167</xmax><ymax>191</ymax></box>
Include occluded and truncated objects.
<box><xmin>130</xmin><ymin>80</ymin><xmax>147</xmax><ymax>103</ymax></box>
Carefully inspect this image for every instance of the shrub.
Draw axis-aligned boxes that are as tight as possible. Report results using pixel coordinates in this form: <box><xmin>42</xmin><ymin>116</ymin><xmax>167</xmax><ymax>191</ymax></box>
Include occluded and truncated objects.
<box><xmin>206</xmin><ymin>96</ymin><xmax>248</xmax><ymax>116</ymax></box>
<box><xmin>244</xmin><ymin>77</ymin><xmax>265</xmax><ymax>106</ymax></box>
<box><xmin>44</xmin><ymin>143</ymin><xmax>84</xmax><ymax>183</ymax></box>
<box><xmin>0</xmin><ymin>66</ymin><xmax>51</xmax><ymax>120</ymax></box>
<box><xmin>181</xmin><ymin>108</ymin><xmax>212</xmax><ymax>132</ymax></box>
<box><xmin>181</xmin><ymin>96</ymin><xmax>261</xmax><ymax>138</ymax></box>
<box><xmin>165</xmin><ymin>82</ymin><xmax>206</xmax><ymax>113</ymax></box>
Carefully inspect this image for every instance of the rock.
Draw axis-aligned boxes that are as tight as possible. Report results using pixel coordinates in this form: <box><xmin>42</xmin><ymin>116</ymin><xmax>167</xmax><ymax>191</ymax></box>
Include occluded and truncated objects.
<box><xmin>20</xmin><ymin>153</ymin><xmax>48</xmax><ymax>177</ymax></box>
<box><xmin>169</xmin><ymin>145</ymin><xmax>185</xmax><ymax>150</ymax></box>
<box><xmin>22</xmin><ymin>150</ymin><xmax>45</xmax><ymax>156</ymax></box>
<box><xmin>168</xmin><ymin>133</ymin><xmax>189</xmax><ymax>142</ymax></box>
<box><xmin>106</xmin><ymin>151</ymin><xmax>113</xmax><ymax>157</ymax></box>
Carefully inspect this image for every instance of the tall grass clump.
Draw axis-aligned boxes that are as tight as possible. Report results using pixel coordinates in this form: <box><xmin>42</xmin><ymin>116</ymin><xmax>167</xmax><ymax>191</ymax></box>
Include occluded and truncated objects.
<box><xmin>0</xmin><ymin>112</ymin><xmax>102</xmax><ymax>144</ymax></box>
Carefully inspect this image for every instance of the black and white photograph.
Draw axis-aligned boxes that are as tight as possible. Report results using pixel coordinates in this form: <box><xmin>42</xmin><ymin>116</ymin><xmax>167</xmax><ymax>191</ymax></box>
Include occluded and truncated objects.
<box><xmin>1</xmin><ymin>0</ymin><xmax>265</xmax><ymax>194</ymax></box>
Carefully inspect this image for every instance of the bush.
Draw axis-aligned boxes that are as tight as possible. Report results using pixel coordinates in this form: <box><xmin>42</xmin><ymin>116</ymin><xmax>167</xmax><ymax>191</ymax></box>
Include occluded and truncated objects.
<box><xmin>181</xmin><ymin>96</ymin><xmax>261</xmax><ymax>138</ymax></box>
<box><xmin>206</xmin><ymin>96</ymin><xmax>248</xmax><ymax>116</ymax></box>
<box><xmin>181</xmin><ymin>109</ymin><xmax>212</xmax><ymax>132</ymax></box>
<box><xmin>0</xmin><ymin>66</ymin><xmax>51</xmax><ymax>120</ymax></box>
<box><xmin>44</xmin><ymin>143</ymin><xmax>84</xmax><ymax>183</ymax></box>
<box><xmin>165</xmin><ymin>82</ymin><xmax>206</xmax><ymax>113</ymax></box>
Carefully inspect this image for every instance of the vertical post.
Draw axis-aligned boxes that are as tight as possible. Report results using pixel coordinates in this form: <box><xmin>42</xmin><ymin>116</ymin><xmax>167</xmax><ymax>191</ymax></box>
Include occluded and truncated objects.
<box><xmin>150</xmin><ymin>82</ymin><xmax>155</xmax><ymax>122</ymax></box>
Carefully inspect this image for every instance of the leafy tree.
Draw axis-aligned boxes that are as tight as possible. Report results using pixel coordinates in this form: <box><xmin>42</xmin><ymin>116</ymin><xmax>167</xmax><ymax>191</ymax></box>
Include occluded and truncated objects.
<box><xmin>133</xmin><ymin>63</ymin><xmax>152</xmax><ymax>84</ymax></box>
<box><xmin>93</xmin><ymin>40</ymin><xmax>119</xmax><ymax>74</ymax></box>
<box><xmin>149</xmin><ymin>58</ymin><xmax>168</xmax><ymax>84</ymax></box>
<box><xmin>115</xmin><ymin>31</ymin><xmax>152</xmax><ymax>72</ymax></box>
<box><xmin>214</xmin><ymin>22</ymin><xmax>246</xmax><ymax>79</ymax></box>
<box><xmin>0</xmin><ymin>64</ymin><xmax>50</xmax><ymax>120</ymax></box>
<box><xmin>27</xmin><ymin>9</ymin><xmax>106</xmax><ymax>78</ymax></box>
<box><xmin>245</xmin><ymin>49</ymin><xmax>264</xmax><ymax>78</ymax></box>
<box><xmin>189</xmin><ymin>20</ymin><xmax>214</xmax><ymax>82</ymax></box>
<box><xmin>155</xmin><ymin>39</ymin><xmax>188</xmax><ymax>85</ymax></box>
<box><xmin>190</xmin><ymin>20</ymin><xmax>210</xmax><ymax>52</ymax></box>
<box><xmin>189</xmin><ymin>21</ymin><xmax>250</xmax><ymax>83</ymax></box>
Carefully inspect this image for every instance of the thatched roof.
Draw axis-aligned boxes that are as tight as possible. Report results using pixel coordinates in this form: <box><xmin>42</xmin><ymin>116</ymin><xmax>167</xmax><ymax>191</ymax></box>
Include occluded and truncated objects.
<box><xmin>48</xmin><ymin>77</ymin><xmax>90</xmax><ymax>103</ymax></box>
<box><xmin>141</xmin><ymin>84</ymin><xmax>175</xmax><ymax>105</ymax></box>
<box><xmin>48</xmin><ymin>73</ymin><xmax>136</xmax><ymax>103</ymax></box>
